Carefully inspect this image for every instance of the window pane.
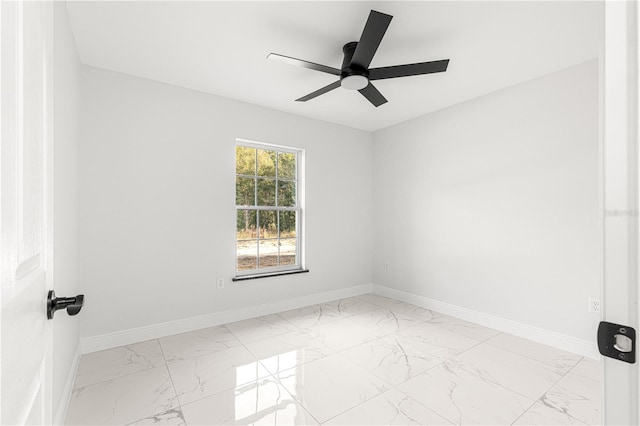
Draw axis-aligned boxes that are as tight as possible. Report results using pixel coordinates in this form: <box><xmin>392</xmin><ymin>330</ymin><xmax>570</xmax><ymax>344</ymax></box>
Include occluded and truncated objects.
<box><xmin>236</xmin><ymin>210</ymin><xmax>256</xmax><ymax>240</ymax></box>
<box><xmin>236</xmin><ymin>177</ymin><xmax>255</xmax><ymax>206</ymax></box>
<box><xmin>258</xmin><ymin>210</ymin><xmax>277</xmax><ymax>239</ymax></box>
<box><xmin>279</xmin><ymin>211</ymin><xmax>296</xmax><ymax>238</ymax></box>
<box><xmin>277</xmin><ymin>180</ymin><xmax>296</xmax><ymax>207</ymax></box>
<box><xmin>257</xmin><ymin>178</ymin><xmax>276</xmax><ymax>206</ymax></box>
<box><xmin>259</xmin><ymin>239</ymin><xmax>278</xmax><ymax>269</ymax></box>
<box><xmin>236</xmin><ymin>146</ymin><xmax>256</xmax><ymax>175</ymax></box>
<box><xmin>279</xmin><ymin>238</ymin><xmax>297</xmax><ymax>266</ymax></box>
<box><xmin>236</xmin><ymin>144</ymin><xmax>302</xmax><ymax>275</ymax></box>
<box><xmin>237</xmin><ymin>240</ymin><xmax>257</xmax><ymax>271</ymax></box>
<box><xmin>278</xmin><ymin>152</ymin><xmax>296</xmax><ymax>180</ymax></box>
<box><xmin>257</xmin><ymin>149</ymin><xmax>276</xmax><ymax>177</ymax></box>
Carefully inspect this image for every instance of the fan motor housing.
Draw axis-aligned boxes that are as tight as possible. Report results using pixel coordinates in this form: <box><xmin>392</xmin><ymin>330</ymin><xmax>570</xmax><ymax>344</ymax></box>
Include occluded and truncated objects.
<box><xmin>341</xmin><ymin>42</ymin><xmax>369</xmax><ymax>81</ymax></box>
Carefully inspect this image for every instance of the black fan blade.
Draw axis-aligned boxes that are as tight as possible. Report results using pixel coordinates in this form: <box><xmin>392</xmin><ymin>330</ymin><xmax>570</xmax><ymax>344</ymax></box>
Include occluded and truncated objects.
<box><xmin>369</xmin><ymin>59</ymin><xmax>450</xmax><ymax>80</ymax></box>
<box><xmin>296</xmin><ymin>80</ymin><xmax>341</xmax><ymax>102</ymax></box>
<box><xmin>350</xmin><ymin>10</ymin><xmax>393</xmax><ymax>69</ymax></box>
<box><xmin>358</xmin><ymin>83</ymin><xmax>387</xmax><ymax>107</ymax></box>
<box><xmin>268</xmin><ymin>53</ymin><xmax>341</xmax><ymax>76</ymax></box>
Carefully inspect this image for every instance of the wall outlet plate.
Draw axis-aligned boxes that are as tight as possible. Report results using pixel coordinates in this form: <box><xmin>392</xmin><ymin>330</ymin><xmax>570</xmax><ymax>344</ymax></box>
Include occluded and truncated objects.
<box><xmin>216</xmin><ymin>277</ymin><xmax>224</xmax><ymax>289</ymax></box>
<box><xmin>589</xmin><ymin>297</ymin><xmax>601</xmax><ymax>313</ymax></box>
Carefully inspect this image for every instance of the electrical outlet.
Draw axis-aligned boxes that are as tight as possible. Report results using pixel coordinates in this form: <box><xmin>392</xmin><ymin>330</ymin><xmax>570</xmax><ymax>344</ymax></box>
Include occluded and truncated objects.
<box><xmin>588</xmin><ymin>298</ymin><xmax>600</xmax><ymax>313</ymax></box>
<box><xmin>384</xmin><ymin>263</ymin><xmax>391</xmax><ymax>271</ymax></box>
<box><xmin>216</xmin><ymin>277</ymin><xmax>224</xmax><ymax>289</ymax></box>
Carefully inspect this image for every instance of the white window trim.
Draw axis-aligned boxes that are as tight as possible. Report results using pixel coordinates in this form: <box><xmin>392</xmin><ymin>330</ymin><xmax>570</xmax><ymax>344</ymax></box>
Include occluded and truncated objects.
<box><xmin>235</xmin><ymin>138</ymin><xmax>305</xmax><ymax>277</ymax></box>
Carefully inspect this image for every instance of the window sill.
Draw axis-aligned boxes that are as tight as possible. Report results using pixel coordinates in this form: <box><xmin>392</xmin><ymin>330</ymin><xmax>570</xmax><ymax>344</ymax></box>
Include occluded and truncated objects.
<box><xmin>232</xmin><ymin>269</ymin><xmax>310</xmax><ymax>282</ymax></box>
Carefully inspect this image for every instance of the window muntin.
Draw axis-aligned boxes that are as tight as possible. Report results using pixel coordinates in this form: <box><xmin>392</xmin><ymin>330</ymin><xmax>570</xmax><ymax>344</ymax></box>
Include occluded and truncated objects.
<box><xmin>235</xmin><ymin>142</ymin><xmax>302</xmax><ymax>275</ymax></box>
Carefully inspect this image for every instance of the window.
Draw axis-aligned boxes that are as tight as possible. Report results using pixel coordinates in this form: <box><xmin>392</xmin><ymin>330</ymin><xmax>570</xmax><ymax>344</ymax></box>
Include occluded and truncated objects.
<box><xmin>235</xmin><ymin>141</ymin><xmax>304</xmax><ymax>277</ymax></box>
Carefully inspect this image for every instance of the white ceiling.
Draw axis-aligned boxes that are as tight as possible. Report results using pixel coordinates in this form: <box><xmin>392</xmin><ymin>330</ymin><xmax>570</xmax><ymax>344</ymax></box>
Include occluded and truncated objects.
<box><xmin>66</xmin><ymin>1</ymin><xmax>602</xmax><ymax>132</ymax></box>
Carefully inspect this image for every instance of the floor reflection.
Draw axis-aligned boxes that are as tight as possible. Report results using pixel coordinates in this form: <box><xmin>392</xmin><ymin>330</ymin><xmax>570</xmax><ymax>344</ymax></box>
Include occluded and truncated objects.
<box><xmin>233</xmin><ymin>350</ymin><xmax>313</xmax><ymax>425</ymax></box>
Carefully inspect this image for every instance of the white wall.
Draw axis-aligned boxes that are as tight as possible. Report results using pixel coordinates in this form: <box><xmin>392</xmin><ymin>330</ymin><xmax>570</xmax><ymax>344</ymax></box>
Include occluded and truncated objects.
<box><xmin>79</xmin><ymin>67</ymin><xmax>373</xmax><ymax>339</ymax></box>
<box><xmin>52</xmin><ymin>2</ymin><xmax>82</xmax><ymax>422</ymax></box>
<box><xmin>373</xmin><ymin>60</ymin><xmax>600</xmax><ymax>343</ymax></box>
<box><xmin>77</xmin><ymin>58</ymin><xmax>599</xmax><ymax>349</ymax></box>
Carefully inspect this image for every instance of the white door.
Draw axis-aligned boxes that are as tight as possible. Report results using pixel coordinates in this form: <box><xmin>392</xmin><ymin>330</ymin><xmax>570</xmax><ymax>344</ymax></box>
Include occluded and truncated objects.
<box><xmin>1</xmin><ymin>1</ymin><xmax>54</xmax><ymax>424</ymax></box>
<box><xmin>602</xmin><ymin>1</ymin><xmax>640</xmax><ymax>425</ymax></box>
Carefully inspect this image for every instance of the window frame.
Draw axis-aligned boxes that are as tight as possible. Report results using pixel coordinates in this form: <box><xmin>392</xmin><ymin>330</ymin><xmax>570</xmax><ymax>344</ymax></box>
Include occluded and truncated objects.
<box><xmin>234</xmin><ymin>139</ymin><xmax>305</xmax><ymax>278</ymax></box>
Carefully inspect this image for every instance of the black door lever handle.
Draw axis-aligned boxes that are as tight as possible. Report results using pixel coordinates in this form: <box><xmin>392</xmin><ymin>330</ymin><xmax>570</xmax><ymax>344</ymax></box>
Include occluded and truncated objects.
<box><xmin>47</xmin><ymin>290</ymin><xmax>84</xmax><ymax>319</ymax></box>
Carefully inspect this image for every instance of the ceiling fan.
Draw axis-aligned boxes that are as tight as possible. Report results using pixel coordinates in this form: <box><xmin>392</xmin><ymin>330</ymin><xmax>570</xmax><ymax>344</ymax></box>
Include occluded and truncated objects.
<box><xmin>268</xmin><ymin>10</ymin><xmax>450</xmax><ymax>107</ymax></box>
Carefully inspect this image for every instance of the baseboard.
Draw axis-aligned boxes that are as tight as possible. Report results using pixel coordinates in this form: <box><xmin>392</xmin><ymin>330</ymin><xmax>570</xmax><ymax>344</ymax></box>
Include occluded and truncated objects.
<box><xmin>81</xmin><ymin>283</ymin><xmax>373</xmax><ymax>354</ymax></box>
<box><xmin>53</xmin><ymin>342</ymin><xmax>81</xmax><ymax>425</ymax></box>
<box><xmin>373</xmin><ymin>284</ymin><xmax>599</xmax><ymax>359</ymax></box>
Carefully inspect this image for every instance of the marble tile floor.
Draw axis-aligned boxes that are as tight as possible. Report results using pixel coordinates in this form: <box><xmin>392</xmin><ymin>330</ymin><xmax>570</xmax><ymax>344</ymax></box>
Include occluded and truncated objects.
<box><xmin>65</xmin><ymin>294</ymin><xmax>602</xmax><ymax>425</ymax></box>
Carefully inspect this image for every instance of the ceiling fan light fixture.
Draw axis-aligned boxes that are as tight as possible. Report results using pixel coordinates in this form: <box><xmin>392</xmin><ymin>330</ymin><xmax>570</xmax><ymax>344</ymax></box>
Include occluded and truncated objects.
<box><xmin>269</xmin><ymin>10</ymin><xmax>449</xmax><ymax>107</ymax></box>
<box><xmin>340</xmin><ymin>75</ymin><xmax>369</xmax><ymax>90</ymax></box>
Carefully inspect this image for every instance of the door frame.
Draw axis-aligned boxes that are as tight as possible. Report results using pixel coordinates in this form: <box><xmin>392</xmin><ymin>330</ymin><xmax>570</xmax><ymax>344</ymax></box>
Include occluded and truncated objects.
<box><xmin>602</xmin><ymin>1</ymin><xmax>640</xmax><ymax>424</ymax></box>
